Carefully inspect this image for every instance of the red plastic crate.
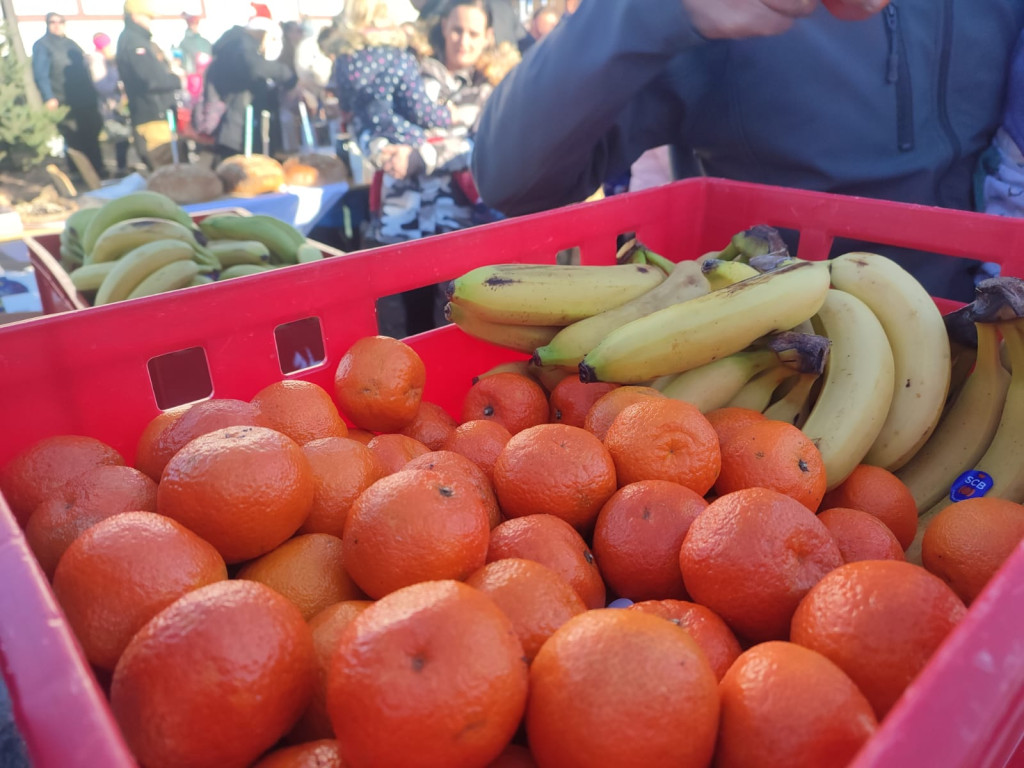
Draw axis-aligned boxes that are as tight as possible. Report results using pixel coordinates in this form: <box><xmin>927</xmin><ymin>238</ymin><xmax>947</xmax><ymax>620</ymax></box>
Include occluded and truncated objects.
<box><xmin>24</xmin><ymin>208</ymin><xmax>346</xmax><ymax>313</ymax></box>
<box><xmin>2</xmin><ymin>177</ymin><xmax>1024</xmax><ymax>767</ymax></box>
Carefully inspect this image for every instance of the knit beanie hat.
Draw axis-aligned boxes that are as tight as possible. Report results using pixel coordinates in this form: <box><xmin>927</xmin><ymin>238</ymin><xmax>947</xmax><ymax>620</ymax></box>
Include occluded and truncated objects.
<box><xmin>124</xmin><ymin>0</ymin><xmax>158</xmax><ymax>17</ymax></box>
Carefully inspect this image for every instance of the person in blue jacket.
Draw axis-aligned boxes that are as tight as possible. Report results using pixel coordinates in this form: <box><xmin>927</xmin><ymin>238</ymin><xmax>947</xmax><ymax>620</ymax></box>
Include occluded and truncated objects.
<box><xmin>982</xmin><ymin>28</ymin><xmax>1024</xmax><ymax>217</ymax></box>
<box><xmin>32</xmin><ymin>12</ymin><xmax>105</xmax><ymax>179</ymax></box>
<box><xmin>472</xmin><ymin>0</ymin><xmax>1024</xmax><ymax>300</ymax></box>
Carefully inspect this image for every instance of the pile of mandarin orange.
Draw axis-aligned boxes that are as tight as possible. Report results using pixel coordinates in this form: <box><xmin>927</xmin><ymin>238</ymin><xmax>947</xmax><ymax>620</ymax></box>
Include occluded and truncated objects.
<box><xmin>3</xmin><ymin>334</ymin><xmax>1023</xmax><ymax>768</ymax></box>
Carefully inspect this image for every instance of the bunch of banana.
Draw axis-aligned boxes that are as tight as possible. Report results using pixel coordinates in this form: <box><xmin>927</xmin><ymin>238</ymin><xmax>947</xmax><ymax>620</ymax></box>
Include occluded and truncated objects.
<box><xmin>198</xmin><ymin>213</ymin><xmax>319</xmax><ymax>266</ymax></box>
<box><xmin>657</xmin><ymin>331</ymin><xmax>829</xmax><ymax>413</ymax></box>
<box><xmin>828</xmin><ymin>252</ymin><xmax>951</xmax><ymax>471</ymax></box>
<box><xmin>446</xmin><ymin>231</ymin><xmax>798</xmax><ymax>364</ymax></box>
<box><xmin>64</xmin><ymin>193</ymin><xmax>324</xmax><ymax>305</ymax></box>
<box><xmin>899</xmin><ymin>278</ymin><xmax>1024</xmax><ymax>518</ymax></box>
<box><xmin>59</xmin><ymin>206</ymin><xmax>100</xmax><ymax>270</ymax></box>
<box><xmin>579</xmin><ymin>259</ymin><xmax>832</xmax><ymax>383</ymax></box>
<box><xmin>66</xmin><ymin>192</ymin><xmax>215</xmax><ymax>305</ymax></box>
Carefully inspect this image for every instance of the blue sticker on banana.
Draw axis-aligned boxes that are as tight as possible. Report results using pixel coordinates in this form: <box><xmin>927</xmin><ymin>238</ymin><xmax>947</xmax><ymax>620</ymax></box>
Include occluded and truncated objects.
<box><xmin>949</xmin><ymin>470</ymin><xmax>993</xmax><ymax>502</ymax></box>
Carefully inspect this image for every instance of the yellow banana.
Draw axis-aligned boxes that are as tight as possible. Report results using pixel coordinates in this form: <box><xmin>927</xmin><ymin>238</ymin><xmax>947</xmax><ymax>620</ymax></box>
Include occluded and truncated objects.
<box><xmin>88</xmin><ymin>217</ymin><xmax>204</xmax><ymax>265</ymax></box>
<box><xmin>700</xmin><ymin>258</ymin><xmax>759</xmax><ymax>291</ymax></box>
<box><xmin>205</xmin><ymin>239</ymin><xmax>272</xmax><ymax>267</ymax></box>
<box><xmin>909</xmin><ymin>319</ymin><xmax>1024</xmax><ymax>563</ymax></box>
<box><xmin>94</xmin><ymin>239</ymin><xmax>196</xmax><ymax>305</ymax></box>
<box><xmin>69</xmin><ymin>262</ymin><xmax>117</xmax><ymax>293</ymax></box>
<box><xmin>925</xmin><ymin>321</ymin><xmax>1024</xmax><ymax>507</ymax></box>
<box><xmin>533</xmin><ymin>253</ymin><xmax>709</xmax><ymax>367</ymax></box>
<box><xmin>801</xmin><ymin>289</ymin><xmax>896</xmax><ymax>489</ymax></box>
<box><xmin>895</xmin><ymin>321</ymin><xmax>1010</xmax><ymax>513</ymax></box>
<box><xmin>472</xmin><ymin>360</ymin><xmax>533</xmax><ymax>382</ymax></box>
<box><xmin>446</xmin><ymin>302</ymin><xmax>561</xmax><ymax>354</ymax></box>
<box><xmin>660</xmin><ymin>349</ymin><xmax>779</xmax><ymax>413</ymax></box>
<box><xmin>579</xmin><ymin>260</ymin><xmax>831</xmax><ymax>384</ymax></box>
<box><xmin>81</xmin><ymin>191</ymin><xmax>193</xmax><ymax>255</ymax></box>
<box><xmin>447</xmin><ymin>262</ymin><xmax>669</xmax><ymax>326</ymax></box>
<box><xmin>200</xmin><ymin>214</ymin><xmax>306</xmax><ymax>263</ymax></box>
<box><xmin>126</xmin><ymin>260</ymin><xmax>202</xmax><ymax>300</ymax></box>
<box><xmin>829</xmin><ymin>252</ymin><xmax>951</xmax><ymax>471</ymax></box>
<box><xmin>726</xmin><ymin>365</ymin><xmax>797</xmax><ymax>413</ymax></box>
<box><xmin>763</xmin><ymin>372</ymin><xmax>820</xmax><ymax>426</ymax></box>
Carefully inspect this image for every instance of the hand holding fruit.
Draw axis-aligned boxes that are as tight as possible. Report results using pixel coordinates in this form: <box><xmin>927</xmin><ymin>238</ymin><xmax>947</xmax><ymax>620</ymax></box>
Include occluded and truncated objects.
<box><xmin>682</xmin><ymin>0</ymin><xmax>888</xmax><ymax>39</ymax></box>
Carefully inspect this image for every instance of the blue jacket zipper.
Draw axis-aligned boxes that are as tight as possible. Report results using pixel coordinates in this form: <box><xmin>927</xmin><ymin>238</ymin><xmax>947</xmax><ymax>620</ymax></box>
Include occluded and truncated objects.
<box><xmin>884</xmin><ymin>3</ymin><xmax>915</xmax><ymax>152</ymax></box>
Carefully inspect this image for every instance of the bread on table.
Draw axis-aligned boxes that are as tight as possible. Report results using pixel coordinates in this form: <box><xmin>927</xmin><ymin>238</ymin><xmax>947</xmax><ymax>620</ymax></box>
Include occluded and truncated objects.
<box><xmin>146</xmin><ymin>165</ymin><xmax>224</xmax><ymax>204</ymax></box>
<box><xmin>216</xmin><ymin>155</ymin><xmax>286</xmax><ymax>197</ymax></box>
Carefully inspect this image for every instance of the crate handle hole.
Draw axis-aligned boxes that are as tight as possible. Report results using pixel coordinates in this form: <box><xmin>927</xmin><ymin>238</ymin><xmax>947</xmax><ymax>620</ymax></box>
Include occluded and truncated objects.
<box><xmin>147</xmin><ymin>347</ymin><xmax>213</xmax><ymax>410</ymax></box>
<box><xmin>275</xmin><ymin>317</ymin><xmax>326</xmax><ymax>374</ymax></box>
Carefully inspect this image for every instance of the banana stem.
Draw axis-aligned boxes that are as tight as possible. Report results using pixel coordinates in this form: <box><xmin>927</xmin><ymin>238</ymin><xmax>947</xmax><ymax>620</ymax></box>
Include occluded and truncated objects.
<box><xmin>637</xmin><ymin>248</ymin><xmax>676</xmax><ymax>276</ymax></box>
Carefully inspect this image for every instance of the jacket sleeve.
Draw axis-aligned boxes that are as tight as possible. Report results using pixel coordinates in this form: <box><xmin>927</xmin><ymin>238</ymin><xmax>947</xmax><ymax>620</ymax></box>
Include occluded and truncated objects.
<box><xmin>31</xmin><ymin>43</ymin><xmax>54</xmax><ymax>101</ymax></box>
<box><xmin>394</xmin><ymin>51</ymin><xmax>452</xmax><ymax>131</ymax></box>
<box><xmin>471</xmin><ymin>0</ymin><xmax>706</xmax><ymax>215</ymax></box>
<box><xmin>242</xmin><ymin>43</ymin><xmax>297</xmax><ymax>89</ymax></box>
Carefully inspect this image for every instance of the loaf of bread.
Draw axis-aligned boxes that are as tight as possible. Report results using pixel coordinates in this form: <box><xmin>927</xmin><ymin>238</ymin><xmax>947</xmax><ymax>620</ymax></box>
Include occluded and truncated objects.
<box><xmin>216</xmin><ymin>154</ymin><xmax>286</xmax><ymax>197</ymax></box>
<box><xmin>146</xmin><ymin>164</ymin><xmax>224</xmax><ymax>204</ymax></box>
<box><xmin>283</xmin><ymin>153</ymin><xmax>349</xmax><ymax>187</ymax></box>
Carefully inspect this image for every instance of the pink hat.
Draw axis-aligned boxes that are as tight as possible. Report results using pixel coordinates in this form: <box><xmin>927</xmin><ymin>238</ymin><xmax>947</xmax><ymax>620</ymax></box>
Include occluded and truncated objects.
<box><xmin>93</xmin><ymin>32</ymin><xmax>111</xmax><ymax>50</ymax></box>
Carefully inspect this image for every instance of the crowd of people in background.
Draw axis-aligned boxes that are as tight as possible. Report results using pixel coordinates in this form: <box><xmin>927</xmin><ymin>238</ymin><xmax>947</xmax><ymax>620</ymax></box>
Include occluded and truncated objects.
<box><xmin>28</xmin><ymin>0</ymin><xmax>559</xmax><ymax>183</ymax></box>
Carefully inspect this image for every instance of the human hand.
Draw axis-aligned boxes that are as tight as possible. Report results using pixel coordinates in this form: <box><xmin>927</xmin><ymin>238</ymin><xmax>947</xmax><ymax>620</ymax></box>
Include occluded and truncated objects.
<box><xmin>682</xmin><ymin>0</ymin><xmax>887</xmax><ymax>39</ymax></box>
<box><xmin>380</xmin><ymin>144</ymin><xmax>414</xmax><ymax>180</ymax></box>
<box><xmin>45</xmin><ymin>98</ymin><xmax>59</xmax><ymax>110</ymax></box>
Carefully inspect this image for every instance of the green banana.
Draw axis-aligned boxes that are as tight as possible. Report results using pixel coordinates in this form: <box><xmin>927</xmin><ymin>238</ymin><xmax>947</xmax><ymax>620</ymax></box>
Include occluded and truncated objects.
<box><xmin>126</xmin><ymin>260</ymin><xmax>202</xmax><ymax>300</ymax></box>
<box><xmin>200</xmin><ymin>214</ymin><xmax>306</xmax><ymax>263</ymax></box>
<box><xmin>94</xmin><ymin>239</ymin><xmax>197</xmax><ymax>305</ymax></box>
<box><xmin>659</xmin><ymin>348</ymin><xmax>779</xmax><ymax>413</ymax></box>
<box><xmin>81</xmin><ymin>191</ymin><xmax>193</xmax><ymax>256</ymax></box>
<box><xmin>219</xmin><ymin>263</ymin><xmax>276</xmax><ymax>280</ymax></box>
<box><xmin>69</xmin><ymin>262</ymin><xmax>117</xmax><ymax>293</ymax></box>
<box><xmin>447</xmin><ymin>262</ymin><xmax>669</xmax><ymax>326</ymax></box>
<box><xmin>533</xmin><ymin>246</ymin><xmax>709</xmax><ymax>367</ymax></box>
<box><xmin>205</xmin><ymin>239</ymin><xmax>272</xmax><ymax>267</ymax></box>
<box><xmin>763</xmin><ymin>372</ymin><xmax>820</xmax><ymax>427</ymax></box>
<box><xmin>190</xmin><ymin>274</ymin><xmax>215</xmax><ymax>287</ymax></box>
<box><xmin>64</xmin><ymin>206</ymin><xmax>101</xmax><ymax>244</ymax></box>
<box><xmin>296</xmin><ymin>243</ymin><xmax>324</xmax><ymax>263</ymax></box>
<box><xmin>701</xmin><ymin>258</ymin><xmax>759</xmax><ymax>291</ymax></box>
<box><xmin>446</xmin><ymin>302</ymin><xmax>561</xmax><ymax>354</ymax></box>
<box><xmin>87</xmin><ymin>217</ymin><xmax>206</xmax><ymax>265</ymax></box>
<box><xmin>726</xmin><ymin>365</ymin><xmax>798</xmax><ymax>412</ymax></box>
<box><xmin>579</xmin><ymin>260</ymin><xmax>831</xmax><ymax>384</ymax></box>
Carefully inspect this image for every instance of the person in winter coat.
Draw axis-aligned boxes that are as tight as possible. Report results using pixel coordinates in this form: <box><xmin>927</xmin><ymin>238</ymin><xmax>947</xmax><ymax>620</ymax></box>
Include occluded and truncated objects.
<box><xmin>32</xmin><ymin>12</ymin><xmax>105</xmax><ymax>179</ymax></box>
<box><xmin>179</xmin><ymin>14</ymin><xmax>213</xmax><ymax>75</ymax></box>
<box><xmin>204</xmin><ymin>16</ymin><xmax>297</xmax><ymax>159</ymax></box>
<box><xmin>412</xmin><ymin>0</ymin><xmax>527</xmax><ymax>52</ymax></box>
<box><xmin>472</xmin><ymin>0</ymin><xmax>1024</xmax><ymax>301</ymax></box>
<box><xmin>351</xmin><ymin>0</ymin><xmax>519</xmax><ymax>336</ymax></box>
<box><xmin>89</xmin><ymin>33</ymin><xmax>131</xmax><ymax>174</ymax></box>
<box><xmin>324</xmin><ymin>0</ymin><xmax>452</xmax><ymax>160</ymax></box>
<box><xmin>116</xmin><ymin>0</ymin><xmax>183</xmax><ymax>168</ymax></box>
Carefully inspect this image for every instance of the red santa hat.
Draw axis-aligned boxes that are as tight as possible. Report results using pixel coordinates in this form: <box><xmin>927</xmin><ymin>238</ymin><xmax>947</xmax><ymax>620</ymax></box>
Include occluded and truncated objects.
<box><xmin>247</xmin><ymin>3</ymin><xmax>276</xmax><ymax>32</ymax></box>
